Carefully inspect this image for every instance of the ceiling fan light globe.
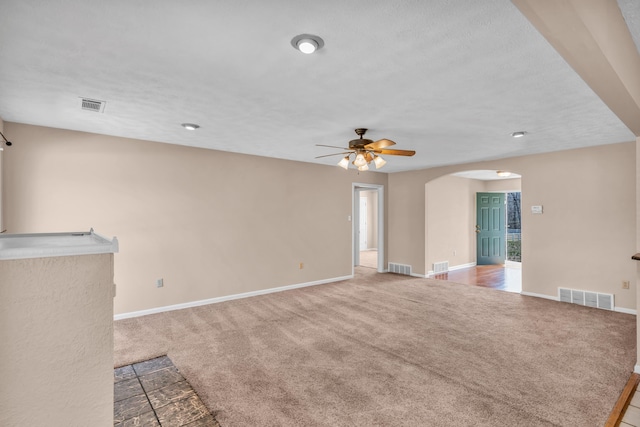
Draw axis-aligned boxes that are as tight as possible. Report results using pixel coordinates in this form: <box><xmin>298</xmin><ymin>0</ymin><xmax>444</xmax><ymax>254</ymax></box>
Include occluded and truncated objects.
<box><xmin>373</xmin><ymin>156</ymin><xmax>386</xmax><ymax>169</ymax></box>
<box><xmin>338</xmin><ymin>156</ymin><xmax>350</xmax><ymax>170</ymax></box>
<box><xmin>357</xmin><ymin>164</ymin><xmax>369</xmax><ymax>172</ymax></box>
<box><xmin>353</xmin><ymin>153</ymin><xmax>367</xmax><ymax>167</ymax></box>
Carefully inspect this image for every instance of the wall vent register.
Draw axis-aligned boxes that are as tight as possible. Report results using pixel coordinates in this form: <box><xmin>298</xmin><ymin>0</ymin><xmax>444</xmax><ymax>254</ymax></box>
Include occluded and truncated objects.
<box><xmin>388</xmin><ymin>263</ymin><xmax>412</xmax><ymax>275</ymax></box>
<box><xmin>432</xmin><ymin>261</ymin><xmax>449</xmax><ymax>274</ymax></box>
<box><xmin>558</xmin><ymin>287</ymin><xmax>614</xmax><ymax>311</ymax></box>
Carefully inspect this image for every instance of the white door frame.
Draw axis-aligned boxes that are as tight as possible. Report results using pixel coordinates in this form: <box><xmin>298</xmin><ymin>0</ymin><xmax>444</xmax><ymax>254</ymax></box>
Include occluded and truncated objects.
<box><xmin>352</xmin><ymin>183</ymin><xmax>384</xmax><ymax>274</ymax></box>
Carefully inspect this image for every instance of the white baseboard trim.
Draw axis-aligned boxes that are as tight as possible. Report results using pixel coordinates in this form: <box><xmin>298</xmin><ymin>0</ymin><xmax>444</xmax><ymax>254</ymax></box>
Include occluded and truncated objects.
<box><xmin>449</xmin><ymin>262</ymin><xmax>477</xmax><ymax>272</ymax></box>
<box><xmin>410</xmin><ymin>272</ymin><xmax>427</xmax><ymax>278</ymax></box>
<box><xmin>614</xmin><ymin>307</ymin><xmax>637</xmax><ymax>315</ymax></box>
<box><xmin>426</xmin><ymin>262</ymin><xmax>477</xmax><ymax>277</ymax></box>
<box><xmin>520</xmin><ymin>291</ymin><xmax>559</xmax><ymax>301</ymax></box>
<box><xmin>634</xmin><ymin>365</ymin><xmax>640</xmax><ymax>374</ymax></box>
<box><xmin>114</xmin><ymin>274</ymin><xmax>353</xmax><ymax>321</ymax></box>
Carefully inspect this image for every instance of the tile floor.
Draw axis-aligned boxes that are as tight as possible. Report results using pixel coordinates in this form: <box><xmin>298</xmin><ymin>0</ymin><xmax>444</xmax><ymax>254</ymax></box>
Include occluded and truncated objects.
<box><xmin>114</xmin><ymin>356</ymin><xmax>219</xmax><ymax>427</ymax></box>
<box><xmin>622</xmin><ymin>388</ymin><xmax>640</xmax><ymax>426</ymax></box>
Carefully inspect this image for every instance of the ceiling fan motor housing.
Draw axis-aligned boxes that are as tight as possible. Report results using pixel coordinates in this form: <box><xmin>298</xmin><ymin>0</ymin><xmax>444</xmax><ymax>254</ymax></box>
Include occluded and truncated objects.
<box><xmin>349</xmin><ymin>138</ymin><xmax>374</xmax><ymax>149</ymax></box>
<box><xmin>314</xmin><ymin>127</ymin><xmax>413</xmax><ymax>169</ymax></box>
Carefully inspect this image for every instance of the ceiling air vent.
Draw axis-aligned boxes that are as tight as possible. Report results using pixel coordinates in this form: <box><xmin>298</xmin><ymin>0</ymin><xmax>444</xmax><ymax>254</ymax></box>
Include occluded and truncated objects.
<box><xmin>80</xmin><ymin>98</ymin><xmax>106</xmax><ymax>113</ymax></box>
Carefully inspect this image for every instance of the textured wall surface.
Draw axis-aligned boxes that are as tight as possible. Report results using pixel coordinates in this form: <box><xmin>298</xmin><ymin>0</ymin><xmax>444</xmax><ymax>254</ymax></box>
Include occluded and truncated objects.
<box><xmin>390</xmin><ymin>141</ymin><xmax>637</xmax><ymax>310</ymax></box>
<box><xmin>2</xmin><ymin>123</ymin><xmax>388</xmax><ymax>315</ymax></box>
<box><xmin>0</xmin><ymin>254</ymin><xmax>114</xmax><ymax>427</ymax></box>
<box><xmin>426</xmin><ymin>175</ymin><xmax>485</xmax><ymax>272</ymax></box>
<box><xmin>425</xmin><ymin>176</ymin><xmax>522</xmax><ymax>272</ymax></box>
<box><xmin>2</xmin><ymin>122</ymin><xmax>636</xmax><ymax>315</ymax></box>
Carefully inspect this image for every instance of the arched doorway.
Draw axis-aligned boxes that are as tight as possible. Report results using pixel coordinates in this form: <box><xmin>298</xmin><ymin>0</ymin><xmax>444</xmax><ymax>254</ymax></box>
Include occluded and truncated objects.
<box><xmin>425</xmin><ymin>170</ymin><xmax>522</xmax><ymax>292</ymax></box>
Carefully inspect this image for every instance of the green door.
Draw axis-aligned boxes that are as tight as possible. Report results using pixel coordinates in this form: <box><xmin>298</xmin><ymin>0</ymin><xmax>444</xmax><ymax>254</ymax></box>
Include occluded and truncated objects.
<box><xmin>476</xmin><ymin>192</ymin><xmax>506</xmax><ymax>265</ymax></box>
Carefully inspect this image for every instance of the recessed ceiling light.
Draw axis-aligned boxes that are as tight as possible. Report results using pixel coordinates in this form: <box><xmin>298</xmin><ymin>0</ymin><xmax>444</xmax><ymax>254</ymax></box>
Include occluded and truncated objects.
<box><xmin>291</xmin><ymin>34</ymin><xmax>324</xmax><ymax>54</ymax></box>
<box><xmin>511</xmin><ymin>131</ymin><xmax>527</xmax><ymax>138</ymax></box>
<box><xmin>181</xmin><ymin>123</ymin><xmax>200</xmax><ymax>130</ymax></box>
<box><xmin>496</xmin><ymin>171</ymin><xmax>512</xmax><ymax>177</ymax></box>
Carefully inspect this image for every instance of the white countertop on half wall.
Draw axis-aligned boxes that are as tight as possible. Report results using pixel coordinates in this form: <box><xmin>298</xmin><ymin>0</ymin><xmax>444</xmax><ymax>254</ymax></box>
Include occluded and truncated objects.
<box><xmin>0</xmin><ymin>229</ymin><xmax>119</xmax><ymax>260</ymax></box>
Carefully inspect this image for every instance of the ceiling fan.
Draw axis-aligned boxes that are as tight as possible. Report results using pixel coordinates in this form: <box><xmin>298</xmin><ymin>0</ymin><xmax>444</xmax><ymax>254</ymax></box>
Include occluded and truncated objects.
<box><xmin>316</xmin><ymin>128</ymin><xmax>415</xmax><ymax>171</ymax></box>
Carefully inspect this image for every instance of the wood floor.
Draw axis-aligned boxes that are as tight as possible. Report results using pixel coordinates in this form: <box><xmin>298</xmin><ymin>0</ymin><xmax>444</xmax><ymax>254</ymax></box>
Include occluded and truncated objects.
<box><xmin>357</xmin><ymin>252</ymin><xmax>523</xmax><ymax>294</ymax></box>
<box><xmin>432</xmin><ymin>263</ymin><xmax>522</xmax><ymax>293</ymax></box>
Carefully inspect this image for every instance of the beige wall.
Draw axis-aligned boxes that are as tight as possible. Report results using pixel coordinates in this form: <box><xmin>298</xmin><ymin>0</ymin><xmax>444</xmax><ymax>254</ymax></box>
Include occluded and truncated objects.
<box><xmin>484</xmin><ymin>177</ymin><xmax>521</xmax><ymax>193</ymax></box>
<box><xmin>3</xmin><ymin>123</ymin><xmax>388</xmax><ymax>315</ymax></box>
<box><xmin>4</xmin><ymin>122</ymin><xmax>636</xmax><ymax>312</ymax></box>
<box><xmin>426</xmin><ymin>175</ymin><xmax>484</xmax><ymax>272</ymax></box>
<box><xmin>0</xmin><ymin>254</ymin><xmax>114</xmax><ymax>426</ymax></box>
<box><xmin>391</xmin><ymin>141</ymin><xmax>637</xmax><ymax>310</ymax></box>
<box><xmin>425</xmin><ymin>176</ymin><xmax>522</xmax><ymax>272</ymax></box>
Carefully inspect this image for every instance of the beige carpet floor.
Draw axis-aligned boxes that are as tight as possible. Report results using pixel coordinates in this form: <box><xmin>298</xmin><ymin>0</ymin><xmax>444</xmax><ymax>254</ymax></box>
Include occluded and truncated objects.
<box><xmin>114</xmin><ymin>268</ymin><xmax>636</xmax><ymax>426</ymax></box>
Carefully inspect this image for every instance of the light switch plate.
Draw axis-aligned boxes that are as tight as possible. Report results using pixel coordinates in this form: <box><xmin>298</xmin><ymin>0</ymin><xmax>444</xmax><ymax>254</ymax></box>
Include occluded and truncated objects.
<box><xmin>531</xmin><ymin>205</ymin><xmax>543</xmax><ymax>214</ymax></box>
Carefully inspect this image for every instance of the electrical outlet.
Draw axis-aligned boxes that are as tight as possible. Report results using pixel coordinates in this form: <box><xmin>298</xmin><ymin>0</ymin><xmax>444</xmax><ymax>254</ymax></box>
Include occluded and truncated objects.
<box><xmin>622</xmin><ymin>280</ymin><xmax>630</xmax><ymax>289</ymax></box>
<box><xmin>299</xmin><ymin>262</ymin><xmax>304</xmax><ymax>269</ymax></box>
<box><xmin>453</xmin><ymin>249</ymin><xmax>457</xmax><ymax>256</ymax></box>
<box><xmin>156</xmin><ymin>278</ymin><xmax>164</xmax><ymax>288</ymax></box>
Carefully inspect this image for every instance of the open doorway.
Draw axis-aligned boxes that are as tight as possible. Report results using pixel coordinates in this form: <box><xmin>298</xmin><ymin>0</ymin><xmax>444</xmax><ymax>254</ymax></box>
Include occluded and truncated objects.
<box><xmin>473</xmin><ymin>190</ymin><xmax>521</xmax><ymax>290</ymax></box>
<box><xmin>353</xmin><ymin>184</ymin><xmax>384</xmax><ymax>272</ymax></box>
<box><xmin>506</xmin><ymin>192</ymin><xmax>521</xmax><ymax>264</ymax></box>
<box><xmin>474</xmin><ymin>191</ymin><xmax>522</xmax><ymax>267</ymax></box>
<box><xmin>476</xmin><ymin>192</ymin><xmax>506</xmax><ymax>265</ymax></box>
<box><xmin>472</xmin><ymin>188</ymin><xmax>522</xmax><ymax>292</ymax></box>
<box><xmin>426</xmin><ymin>171</ymin><xmax>522</xmax><ymax>292</ymax></box>
<box><xmin>358</xmin><ymin>190</ymin><xmax>377</xmax><ymax>268</ymax></box>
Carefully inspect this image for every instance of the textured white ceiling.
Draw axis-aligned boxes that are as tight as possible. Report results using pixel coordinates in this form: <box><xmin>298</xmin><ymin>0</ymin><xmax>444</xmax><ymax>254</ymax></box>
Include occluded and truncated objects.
<box><xmin>620</xmin><ymin>0</ymin><xmax>640</xmax><ymax>55</ymax></box>
<box><xmin>0</xmin><ymin>0</ymin><xmax>637</xmax><ymax>173</ymax></box>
